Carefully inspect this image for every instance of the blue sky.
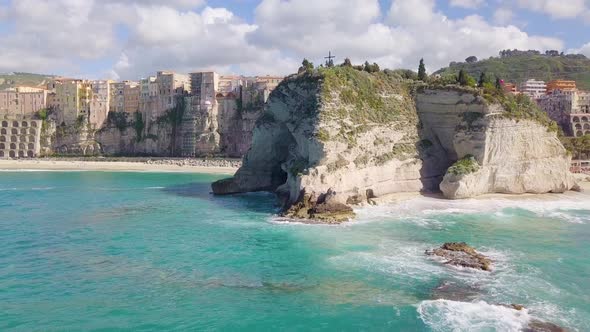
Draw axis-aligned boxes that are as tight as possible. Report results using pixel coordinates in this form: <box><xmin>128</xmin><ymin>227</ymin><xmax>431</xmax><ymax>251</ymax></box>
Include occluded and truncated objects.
<box><xmin>0</xmin><ymin>0</ymin><xmax>589</xmax><ymax>80</ymax></box>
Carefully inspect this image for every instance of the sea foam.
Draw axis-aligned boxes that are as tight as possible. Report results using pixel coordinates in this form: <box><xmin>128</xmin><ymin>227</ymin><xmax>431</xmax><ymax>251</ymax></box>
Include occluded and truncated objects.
<box><xmin>418</xmin><ymin>299</ymin><xmax>531</xmax><ymax>332</ymax></box>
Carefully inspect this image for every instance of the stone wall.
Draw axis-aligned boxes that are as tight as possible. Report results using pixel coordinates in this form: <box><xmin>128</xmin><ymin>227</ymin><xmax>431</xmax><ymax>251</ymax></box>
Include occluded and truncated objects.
<box><xmin>0</xmin><ymin>117</ymin><xmax>42</xmax><ymax>158</ymax></box>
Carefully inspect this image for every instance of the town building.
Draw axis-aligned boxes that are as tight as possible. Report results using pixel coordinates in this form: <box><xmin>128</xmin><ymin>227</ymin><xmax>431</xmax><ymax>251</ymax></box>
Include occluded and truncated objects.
<box><xmin>502</xmin><ymin>83</ymin><xmax>518</xmax><ymax>94</ymax></box>
<box><xmin>520</xmin><ymin>79</ymin><xmax>547</xmax><ymax>98</ymax></box>
<box><xmin>51</xmin><ymin>79</ymin><xmax>112</xmax><ymax>127</ymax></box>
<box><xmin>87</xmin><ymin>80</ymin><xmax>112</xmax><ymax>128</ymax></box>
<box><xmin>123</xmin><ymin>83</ymin><xmax>140</xmax><ymax>114</ymax></box>
<box><xmin>110</xmin><ymin>82</ymin><xmax>126</xmax><ymax>113</ymax></box>
<box><xmin>139</xmin><ymin>71</ymin><xmax>189</xmax><ymax>122</ymax></box>
<box><xmin>182</xmin><ymin>72</ymin><xmax>221</xmax><ymax>157</ymax></box>
<box><xmin>537</xmin><ymin>89</ymin><xmax>590</xmax><ymax>137</ymax></box>
<box><xmin>546</xmin><ymin>80</ymin><xmax>576</xmax><ymax>94</ymax></box>
<box><xmin>110</xmin><ymin>81</ymin><xmax>140</xmax><ymax>114</ymax></box>
<box><xmin>52</xmin><ymin>79</ymin><xmax>90</xmax><ymax>125</ymax></box>
<box><xmin>0</xmin><ymin>87</ymin><xmax>48</xmax><ymax>116</ymax></box>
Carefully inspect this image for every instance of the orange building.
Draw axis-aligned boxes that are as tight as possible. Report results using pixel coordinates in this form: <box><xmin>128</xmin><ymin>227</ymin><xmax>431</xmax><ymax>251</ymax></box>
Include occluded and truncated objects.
<box><xmin>546</xmin><ymin>80</ymin><xmax>576</xmax><ymax>94</ymax></box>
<box><xmin>503</xmin><ymin>83</ymin><xmax>518</xmax><ymax>94</ymax></box>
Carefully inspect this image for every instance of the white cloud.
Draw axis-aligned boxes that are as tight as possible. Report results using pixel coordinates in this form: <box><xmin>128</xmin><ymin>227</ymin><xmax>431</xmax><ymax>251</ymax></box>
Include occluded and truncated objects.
<box><xmin>0</xmin><ymin>0</ymin><xmax>572</xmax><ymax>79</ymax></box>
<box><xmin>450</xmin><ymin>0</ymin><xmax>485</xmax><ymax>9</ymax></box>
<box><xmin>517</xmin><ymin>0</ymin><xmax>588</xmax><ymax>19</ymax></box>
<box><xmin>567</xmin><ymin>42</ymin><xmax>590</xmax><ymax>57</ymax></box>
<box><xmin>493</xmin><ymin>7</ymin><xmax>513</xmax><ymax>24</ymax></box>
<box><xmin>389</xmin><ymin>0</ymin><xmax>437</xmax><ymax>26</ymax></box>
<box><xmin>104</xmin><ymin>0</ymin><xmax>204</xmax><ymax>9</ymax></box>
<box><xmin>248</xmin><ymin>0</ymin><xmax>563</xmax><ymax>73</ymax></box>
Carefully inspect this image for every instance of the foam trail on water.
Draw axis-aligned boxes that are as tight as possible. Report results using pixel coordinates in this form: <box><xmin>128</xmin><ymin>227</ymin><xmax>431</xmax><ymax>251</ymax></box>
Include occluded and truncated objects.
<box><xmin>356</xmin><ymin>193</ymin><xmax>590</xmax><ymax>224</ymax></box>
<box><xmin>418</xmin><ymin>299</ymin><xmax>531</xmax><ymax>332</ymax></box>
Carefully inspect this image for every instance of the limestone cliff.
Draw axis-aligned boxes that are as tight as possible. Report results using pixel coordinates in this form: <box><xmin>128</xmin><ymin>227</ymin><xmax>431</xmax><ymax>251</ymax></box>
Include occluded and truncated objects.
<box><xmin>439</xmin><ymin>117</ymin><xmax>576</xmax><ymax>199</ymax></box>
<box><xmin>213</xmin><ymin>68</ymin><xmax>430</xmax><ymax>221</ymax></box>
<box><xmin>417</xmin><ymin>88</ymin><xmax>576</xmax><ymax>199</ymax></box>
<box><xmin>212</xmin><ymin>68</ymin><xmax>577</xmax><ymax>222</ymax></box>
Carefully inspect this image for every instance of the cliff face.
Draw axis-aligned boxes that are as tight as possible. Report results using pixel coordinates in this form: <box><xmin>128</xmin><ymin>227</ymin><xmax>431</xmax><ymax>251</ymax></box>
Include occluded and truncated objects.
<box><xmin>439</xmin><ymin>117</ymin><xmax>576</xmax><ymax>198</ymax></box>
<box><xmin>40</xmin><ymin>95</ymin><xmax>263</xmax><ymax>157</ymax></box>
<box><xmin>213</xmin><ymin>69</ymin><xmax>432</xmax><ymax>220</ymax></box>
<box><xmin>212</xmin><ymin>69</ymin><xmax>577</xmax><ymax>222</ymax></box>
<box><xmin>417</xmin><ymin>89</ymin><xmax>576</xmax><ymax>199</ymax></box>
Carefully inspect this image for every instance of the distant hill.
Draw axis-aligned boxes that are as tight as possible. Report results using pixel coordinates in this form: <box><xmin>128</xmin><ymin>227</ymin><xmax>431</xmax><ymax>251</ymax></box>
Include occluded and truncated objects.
<box><xmin>0</xmin><ymin>72</ymin><xmax>55</xmax><ymax>90</ymax></box>
<box><xmin>434</xmin><ymin>51</ymin><xmax>590</xmax><ymax>90</ymax></box>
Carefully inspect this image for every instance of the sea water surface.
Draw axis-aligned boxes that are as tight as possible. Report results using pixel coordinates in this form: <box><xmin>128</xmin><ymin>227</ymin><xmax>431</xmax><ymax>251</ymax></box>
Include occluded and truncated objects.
<box><xmin>0</xmin><ymin>171</ymin><xmax>589</xmax><ymax>331</ymax></box>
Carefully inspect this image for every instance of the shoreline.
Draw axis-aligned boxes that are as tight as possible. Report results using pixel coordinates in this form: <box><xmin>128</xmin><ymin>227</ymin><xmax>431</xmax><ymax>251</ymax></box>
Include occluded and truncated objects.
<box><xmin>0</xmin><ymin>159</ymin><xmax>239</xmax><ymax>174</ymax></box>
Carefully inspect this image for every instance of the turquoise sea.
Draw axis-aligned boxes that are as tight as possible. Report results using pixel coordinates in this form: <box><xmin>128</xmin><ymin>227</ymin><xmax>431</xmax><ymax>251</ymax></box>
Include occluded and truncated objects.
<box><xmin>0</xmin><ymin>171</ymin><xmax>589</xmax><ymax>331</ymax></box>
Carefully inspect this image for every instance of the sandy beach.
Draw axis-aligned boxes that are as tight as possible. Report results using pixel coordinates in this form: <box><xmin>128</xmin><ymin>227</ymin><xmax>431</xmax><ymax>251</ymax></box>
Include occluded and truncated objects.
<box><xmin>0</xmin><ymin>159</ymin><xmax>238</xmax><ymax>174</ymax></box>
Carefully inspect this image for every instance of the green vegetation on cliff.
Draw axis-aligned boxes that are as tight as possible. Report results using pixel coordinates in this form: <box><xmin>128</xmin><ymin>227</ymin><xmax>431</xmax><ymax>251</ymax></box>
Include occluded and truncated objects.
<box><xmin>478</xmin><ymin>85</ymin><xmax>559</xmax><ymax>132</ymax></box>
<box><xmin>319</xmin><ymin>66</ymin><xmax>416</xmax><ymax>124</ymax></box>
<box><xmin>447</xmin><ymin>155</ymin><xmax>479</xmax><ymax>176</ymax></box>
<box><xmin>435</xmin><ymin>53</ymin><xmax>590</xmax><ymax>89</ymax></box>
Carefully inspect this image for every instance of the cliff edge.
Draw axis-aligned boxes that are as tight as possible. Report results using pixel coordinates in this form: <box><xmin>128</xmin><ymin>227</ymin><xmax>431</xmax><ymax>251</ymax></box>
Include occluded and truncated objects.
<box><xmin>212</xmin><ymin>67</ymin><xmax>577</xmax><ymax>222</ymax></box>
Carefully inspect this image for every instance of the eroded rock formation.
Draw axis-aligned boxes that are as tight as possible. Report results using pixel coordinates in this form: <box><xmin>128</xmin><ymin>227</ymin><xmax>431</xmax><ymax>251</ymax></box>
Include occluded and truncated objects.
<box><xmin>212</xmin><ymin>68</ymin><xmax>577</xmax><ymax>222</ymax></box>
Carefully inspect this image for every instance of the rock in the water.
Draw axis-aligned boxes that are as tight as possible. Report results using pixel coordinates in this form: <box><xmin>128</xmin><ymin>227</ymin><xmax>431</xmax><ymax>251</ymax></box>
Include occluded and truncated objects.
<box><xmin>524</xmin><ymin>319</ymin><xmax>568</xmax><ymax>332</ymax></box>
<box><xmin>283</xmin><ymin>189</ymin><xmax>355</xmax><ymax>223</ymax></box>
<box><xmin>426</xmin><ymin>242</ymin><xmax>492</xmax><ymax>271</ymax></box>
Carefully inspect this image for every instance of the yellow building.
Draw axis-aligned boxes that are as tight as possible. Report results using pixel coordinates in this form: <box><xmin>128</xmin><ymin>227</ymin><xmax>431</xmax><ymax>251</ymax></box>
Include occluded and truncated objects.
<box><xmin>53</xmin><ymin>80</ymin><xmax>91</xmax><ymax>125</ymax></box>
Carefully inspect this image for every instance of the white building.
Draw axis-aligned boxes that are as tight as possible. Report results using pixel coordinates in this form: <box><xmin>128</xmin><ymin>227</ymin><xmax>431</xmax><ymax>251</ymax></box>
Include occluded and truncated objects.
<box><xmin>520</xmin><ymin>79</ymin><xmax>547</xmax><ymax>98</ymax></box>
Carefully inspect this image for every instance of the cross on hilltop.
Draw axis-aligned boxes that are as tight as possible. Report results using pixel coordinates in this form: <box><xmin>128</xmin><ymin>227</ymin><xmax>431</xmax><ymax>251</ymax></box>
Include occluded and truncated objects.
<box><xmin>325</xmin><ymin>51</ymin><xmax>336</xmax><ymax>67</ymax></box>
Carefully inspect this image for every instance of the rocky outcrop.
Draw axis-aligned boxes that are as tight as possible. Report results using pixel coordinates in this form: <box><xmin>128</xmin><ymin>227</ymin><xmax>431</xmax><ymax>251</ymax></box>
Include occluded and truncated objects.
<box><xmin>212</xmin><ymin>70</ymin><xmax>577</xmax><ymax>222</ymax></box>
<box><xmin>439</xmin><ymin>117</ymin><xmax>576</xmax><ymax>199</ymax></box>
<box><xmin>212</xmin><ymin>68</ymin><xmax>430</xmax><ymax>222</ymax></box>
<box><xmin>426</xmin><ymin>242</ymin><xmax>492</xmax><ymax>271</ymax></box>
<box><xmin>40</xmin><ymin>121</ymin><xmax>101</xmax><ymax>156</ymax></box>
<box><xmin>283</xmin><ymin>189</ymin><xmax>355</xmax><ymax>223</ymax></box>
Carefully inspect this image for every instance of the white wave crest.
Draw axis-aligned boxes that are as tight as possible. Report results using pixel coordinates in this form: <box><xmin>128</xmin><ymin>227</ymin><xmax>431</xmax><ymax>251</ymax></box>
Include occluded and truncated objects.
<box><xmin>356</xmin><ymin>193</ymin><xmax>590</xmax><ymax>224</ymax></box>
<box><xmin>418</xmin><ymin>299</ymin><xmax>531</xmax><ymax>332</ymax></box>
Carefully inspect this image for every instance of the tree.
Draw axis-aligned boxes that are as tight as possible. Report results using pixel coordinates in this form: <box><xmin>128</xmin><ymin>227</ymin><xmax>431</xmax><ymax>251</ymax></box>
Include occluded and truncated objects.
<box><xmin>363</xmin><ymin>62</ymin><xmax>380</xmax><ymax>73</ymax></box>
<box><xmin>343</xmin><ymin>58</ymin><xmax>352</xmax><ymax>67</ymax></box>
<box><xmin>458</xmin><ymin>69</ymin><xmax>468</xmax><ymax>86</ymax></box>
<box><xmin>372</xmin><ymin>62</ymin><xmax>380</xmax><ymax>73</ymax></box>
<box><xmin>465</xmin><ymin>56</ymin><xmax>478</xmax><ymax>63</ymax></box>
<box><xmin>495</xmin><ymin>77</ymin><xmax>503</xmax><ymax>91</ymax></box>
<box><xmin>457</xmin><ymin>69</ymin><xmax>476</xmax><ymax>87</ymax></box>
<box><xmin>418</xmin><ymin>58</ymin><xmax>427</xmax><ymax>81</ymax></box>
<box><xmin>478</xmin><ymin>71</ymin><xmax>490</xmax><ymax>87</ymax></box>
<box><xmin>298</xmin><ymin>59</ymin><xmax>314</xmax><ymax>73</ymax></box>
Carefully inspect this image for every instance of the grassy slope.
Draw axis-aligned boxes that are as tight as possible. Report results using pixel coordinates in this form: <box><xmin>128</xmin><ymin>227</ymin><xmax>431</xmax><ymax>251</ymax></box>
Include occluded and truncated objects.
<box><xmin>434</xmin><ymin>55</ymin><xmax>590</xmax><ymax>90</ymax></box>
<box><xmin>0</xmin><ymin>72</ymin><xmax>55</xmax><ymax>90</ymax></box>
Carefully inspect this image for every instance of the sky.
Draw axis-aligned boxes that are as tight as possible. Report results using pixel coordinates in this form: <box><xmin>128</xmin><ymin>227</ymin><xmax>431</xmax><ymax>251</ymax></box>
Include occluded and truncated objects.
<box><xmin>0</xmin><ymin>0</ymin><xmax>589</xmax><ymax>80</ymax></box>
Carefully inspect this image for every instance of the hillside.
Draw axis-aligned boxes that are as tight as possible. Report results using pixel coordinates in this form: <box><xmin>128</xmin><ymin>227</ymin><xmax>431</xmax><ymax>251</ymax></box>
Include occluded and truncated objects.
<box><xmin>434</xmin><ymin>53</ymin><xmax>590</xmax><ymax>90</ymax></box>
<box><xmin>0</xmin><ymin>72</ymin><xmax>55</xmax><ymax>90</ymax></box>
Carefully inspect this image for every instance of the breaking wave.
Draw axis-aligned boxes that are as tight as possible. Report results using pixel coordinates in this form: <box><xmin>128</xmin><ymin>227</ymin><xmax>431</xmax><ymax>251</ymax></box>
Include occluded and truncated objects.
<box><xmin>355</xmin><ymin>192</ymin><xmax>590</xmax><ymax>224</ymax></box>
<box><xmin>418</xmin><ymin>299</ymin><xmax>531</xmax><ymax>332</ymax></box>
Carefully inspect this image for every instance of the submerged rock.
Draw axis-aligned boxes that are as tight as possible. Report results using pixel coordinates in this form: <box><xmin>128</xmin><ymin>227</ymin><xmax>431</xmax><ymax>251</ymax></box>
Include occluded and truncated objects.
<box><xmin>524</xmin><ymin>319</ymin><xmax>568</xmax><ymax>332</ymax></box>
<box><xmin>431</xmin><ymin>280</ymin><xmax>481</xmax><ymax>302</ymax></box>
<box><xmin>426</xmin><ymin>242</ymin><xmax>492</xmax><ymax>271</ymax></box>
